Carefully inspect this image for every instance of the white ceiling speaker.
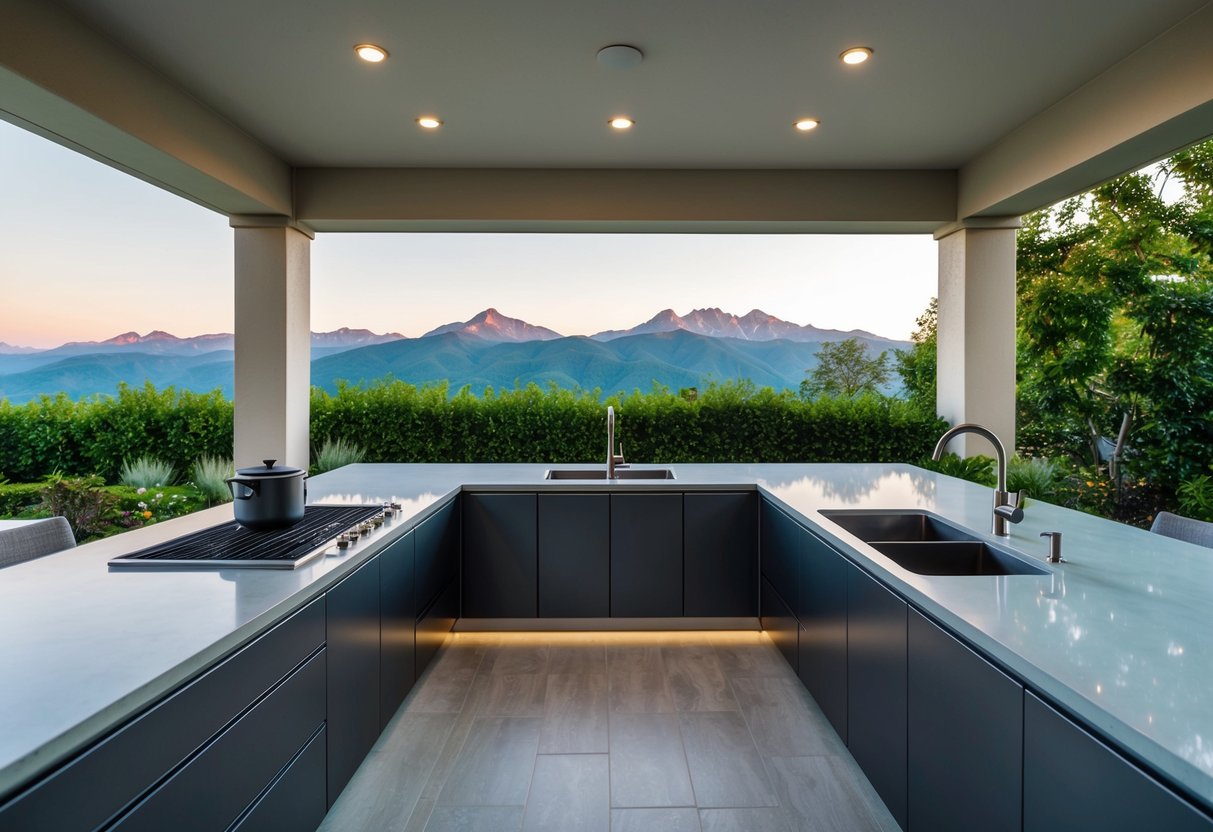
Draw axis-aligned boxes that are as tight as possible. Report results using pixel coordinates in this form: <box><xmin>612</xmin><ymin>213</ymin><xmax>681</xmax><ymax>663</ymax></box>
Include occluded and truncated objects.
<box><xmin>597</xmin><ymin>44</ymin><xmax>644</xmax><ymax>70</ymax></box>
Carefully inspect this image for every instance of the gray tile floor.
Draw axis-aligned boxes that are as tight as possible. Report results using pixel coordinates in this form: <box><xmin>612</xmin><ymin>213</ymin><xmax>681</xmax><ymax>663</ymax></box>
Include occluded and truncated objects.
<box><xmin>320</xmin><ymin>631</ymin><xmax>901</xmax><ymax>832</ymax></box>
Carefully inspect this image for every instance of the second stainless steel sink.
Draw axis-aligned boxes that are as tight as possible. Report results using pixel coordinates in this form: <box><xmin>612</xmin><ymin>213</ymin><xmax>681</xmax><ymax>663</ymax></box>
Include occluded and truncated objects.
<box><xmin>820</xmin><ymin>509</ymin><xmax>1048</xmax><ymax>576</ymax></box>
<box><xmin>544</xmin><ymin>468</ymin><xmax>676</xmax><ymax>480</ymax></box>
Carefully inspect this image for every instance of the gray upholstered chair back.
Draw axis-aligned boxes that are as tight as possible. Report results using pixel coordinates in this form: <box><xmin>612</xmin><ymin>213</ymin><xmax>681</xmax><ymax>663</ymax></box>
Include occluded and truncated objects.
<box><xmin>0</xmin><ymin>517</ymin><xmax>77</xmax><ymax>568</ymax></box>
<box><xmin>1150</xmin><ymin>511</ymin><xmax>1213</xmax><ymax>549</ymax></box>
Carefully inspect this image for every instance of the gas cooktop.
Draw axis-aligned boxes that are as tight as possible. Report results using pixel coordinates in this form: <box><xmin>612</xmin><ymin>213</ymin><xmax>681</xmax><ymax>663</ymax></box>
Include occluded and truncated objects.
<box><xmin>108</xmin><ymin>504</ymin><xmax>394</xmax><ymax>570</ymax></box>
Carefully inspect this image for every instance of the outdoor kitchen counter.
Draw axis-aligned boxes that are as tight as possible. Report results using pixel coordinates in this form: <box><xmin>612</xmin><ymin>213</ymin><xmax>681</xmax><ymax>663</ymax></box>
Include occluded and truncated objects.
<box><xmin>1</xmin><ymin>462</ymin><xmax>1212</xmax><ymax>814</ymax></box>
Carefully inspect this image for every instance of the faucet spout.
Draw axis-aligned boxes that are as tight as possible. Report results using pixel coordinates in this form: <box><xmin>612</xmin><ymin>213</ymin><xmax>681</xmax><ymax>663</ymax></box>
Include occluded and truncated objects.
<box><xmin>606</xmin><ymin>406</ymin><xmax>626</xmax><ymax>478</ymax></box>
<box><xmin>932</xmin><ymin>423</ymin><xmax>1019</xmax><ymax>536</ymax></box>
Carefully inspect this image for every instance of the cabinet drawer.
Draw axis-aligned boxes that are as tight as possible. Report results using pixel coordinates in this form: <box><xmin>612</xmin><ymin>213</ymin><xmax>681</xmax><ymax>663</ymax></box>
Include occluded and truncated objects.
<box><xmin>0</xmin><ymin>597</ymin><xmax>325</xmax><ymax>831</ymax></box>
<box><xmin>111</xmin><ymin>648</ymin><xmax>326</xmax><ymax>832</ymax></box>
<box><xmin>415</xmin><ymin>499</ymin><xmax>459</xmax><ymax>613</ymax></box>
<box><xmin>230</xmin><ymin>725</ymin><xmax>327</xmax><ymax>832</ymax></box>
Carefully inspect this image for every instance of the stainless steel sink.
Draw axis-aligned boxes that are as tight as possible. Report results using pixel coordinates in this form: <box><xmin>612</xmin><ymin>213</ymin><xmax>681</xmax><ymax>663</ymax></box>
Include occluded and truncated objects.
<box><xmin>544</xmin><ymin>468</ymin><xmax>676</xmax><ymax>480</ymax></box>
<box><xmin>820</xmin><ymin>509</ymin><xmax>981</xmax><ymax>543</ymax></box>
<box><xmin>865</xmin><ymin>541</ymin><xmax>1048</xmax><ymax>576</ymax></box>
<box><xmin>820</xmin><ymin>509</ymin><xmax>1049</xmax><ymax>576</ymax></box>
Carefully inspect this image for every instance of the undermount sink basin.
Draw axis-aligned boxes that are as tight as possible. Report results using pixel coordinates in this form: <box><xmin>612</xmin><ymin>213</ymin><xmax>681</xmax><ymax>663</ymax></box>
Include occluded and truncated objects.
<box><xmin>820</xmin><ymin>509</ymin><xmax>981</xmax><ymax>543</ymax></box>
<box><xmin>866</xmin><ymin>540</ymin><xmax>1049</xmax><ymax>576</ymax></box>
<box><xmin>820</xmin><ymin>509</ymin><xmax>1048</xmax><ymax>576</ymax></box>
<box><xmin>543</xmin><ymin>468</ymin><xmax>676</xmax><ymax>480</ymax></box>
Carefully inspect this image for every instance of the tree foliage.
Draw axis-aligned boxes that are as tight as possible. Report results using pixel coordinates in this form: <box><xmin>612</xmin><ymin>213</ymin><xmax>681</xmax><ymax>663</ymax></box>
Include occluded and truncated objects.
<box><xmin>801</xmin><ymin>338</ymin><xmax>891</xmax><ymax>400</ymax></box>
<box><xmin>1016</xmin><ymin>140</ymin><xmax>1213</xmax><ymax>507</ymax></box>
<box><xmin>895</xmin><ymin>298</ymin><xmax>937</xmax><ymax>411</ymax></box>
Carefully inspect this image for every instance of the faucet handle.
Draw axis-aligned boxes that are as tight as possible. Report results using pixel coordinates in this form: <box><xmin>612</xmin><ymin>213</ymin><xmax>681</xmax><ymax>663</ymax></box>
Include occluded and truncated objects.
<box><xmin>993</xmin><ymin>491</ymin><xmax>1025</xmax><ymax>524</ymax></box>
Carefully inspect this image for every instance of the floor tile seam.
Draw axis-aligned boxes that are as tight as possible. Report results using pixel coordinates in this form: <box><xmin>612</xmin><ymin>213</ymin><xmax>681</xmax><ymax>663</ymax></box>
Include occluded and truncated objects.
<box><xmin>671</xmin><ymin>710</ymin><xmax>702</xmax><ymax>810</ymax></box>
<box><xmin>723</xmin><ymin>672</ymin><xmax>787</xmax><ymax>812</ymax></box>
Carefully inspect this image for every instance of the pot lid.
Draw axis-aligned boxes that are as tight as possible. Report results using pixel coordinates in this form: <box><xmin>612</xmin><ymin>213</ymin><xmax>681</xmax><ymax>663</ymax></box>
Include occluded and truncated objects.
<box><xmin>234</xmin><ymin>459</ymin><xmax>306</xmax><ymax>477</ymax></box>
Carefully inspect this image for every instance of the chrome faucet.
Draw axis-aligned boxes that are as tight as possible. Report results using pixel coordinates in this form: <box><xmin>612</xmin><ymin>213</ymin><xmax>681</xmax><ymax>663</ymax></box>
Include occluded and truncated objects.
<box><xmin>606</xmin><ymin>405</ymin><xmax>627</xmax><ymax>478</ymax></box>
<box><xmin>932</xmin><ymin>423</ymin><xmax>1023</xmax><ymax>537</ymax></box>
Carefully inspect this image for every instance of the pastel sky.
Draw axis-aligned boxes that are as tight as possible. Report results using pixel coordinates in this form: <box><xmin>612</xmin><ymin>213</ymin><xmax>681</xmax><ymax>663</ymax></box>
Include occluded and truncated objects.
<box><xmin>0</xmin><ymin>119</ymin><xmax>937</xmax><ymax>349</ymax></box>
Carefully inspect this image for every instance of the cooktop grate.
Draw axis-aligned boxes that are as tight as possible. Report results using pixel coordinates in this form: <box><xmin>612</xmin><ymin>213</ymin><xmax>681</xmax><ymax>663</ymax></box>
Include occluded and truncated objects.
<box><xmin>108</xmin><ymin>505</ymin><xmax>385</xmax><ymax>569</ymax></box>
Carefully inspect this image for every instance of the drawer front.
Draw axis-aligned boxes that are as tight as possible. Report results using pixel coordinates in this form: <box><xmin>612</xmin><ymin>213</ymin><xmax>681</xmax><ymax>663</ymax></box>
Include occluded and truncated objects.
<box><xmin>230</xmin><ymin>725</ymin><xmax>327</xmax><ymax>832</ymax></box>
<box><xmin>415</xmin><ymin>498</ymin><xmax>459</xmax><ymax>614</ymax></box>
<box><xmin>0</xmin><ymin>597</ymin><xmax>325</xmax><ymax>831</ymax></box>
<box><xmin>110</xmin><ymin>648</ymin><xmax>326</xmax><ymax>832</ymax></box>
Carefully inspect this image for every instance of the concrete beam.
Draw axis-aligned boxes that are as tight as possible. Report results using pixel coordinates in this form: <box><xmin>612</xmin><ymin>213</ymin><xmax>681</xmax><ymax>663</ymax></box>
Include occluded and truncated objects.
<box><xmin>295</xmin><ymin>168</ymin><xmax>957</xmax><ymax>233</ymax></box>
<box><xmin>0</xmin><ymin>0</ymin><xmax>291</xmax><ymax>217</ymax></box>
<box><xmin>959</xmin><ymin>3</ymin><xmax>1213</xmax><ymax>220</ymax></box>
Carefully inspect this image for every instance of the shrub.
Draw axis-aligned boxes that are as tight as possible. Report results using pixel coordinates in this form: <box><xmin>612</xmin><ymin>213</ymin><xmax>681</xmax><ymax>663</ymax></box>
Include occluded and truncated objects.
<box><xmin>1177</xmin><ymin>474</ymin><xmax>1213</xmax><ymax>522</ymax></box>
<box><xmin>916</xmin><ymin>453</ymin><xmax>997</xmax><ymax>487</ymax></box>
<box><xmin>0</xmin><ymin>482</ymin><xmax>48</xmax><ymax>517</ymax></box>
<box><xmin>38</xmin><ymin>475</ymin><xmax>116</xmax><ymax>540</ymax></box>
<box><xmin>119</xmin><ymin>455</ymin><xmax>176</xmax><ymax>489</ymax></box>
<box><xmin>313</xmin><ymin>437</ymin><xmax>367</xmax><ymax>473</ymax></box>
<box><xmin>191</xmin><ymin>456</ymin><xmax>234</xmax><ymax>506</ymax></box>
<box><xmin>1007</xmin><ymin>455</ymin><xmax>1064</xmax><ymax>502</ymax></box>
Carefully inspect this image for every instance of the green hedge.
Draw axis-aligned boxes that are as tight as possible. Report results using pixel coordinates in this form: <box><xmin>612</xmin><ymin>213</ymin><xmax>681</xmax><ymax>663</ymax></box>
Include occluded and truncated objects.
<box><xmin>0</xmin><ymin>482</ymin><xmax>48</xmax><ymax>516</ymax></box>
<box><xmin>0</xmin><ymin>380</ymin><xmax>946</xmax><ymax>481</ymax></box>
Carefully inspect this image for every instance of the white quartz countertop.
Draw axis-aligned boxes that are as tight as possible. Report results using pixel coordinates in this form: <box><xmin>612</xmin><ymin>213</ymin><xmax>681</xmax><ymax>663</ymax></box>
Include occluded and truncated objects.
<box><xmin>1</xmin><ymin>462</ymin><xmax>1211</xmax><ymax>812</ymax></box>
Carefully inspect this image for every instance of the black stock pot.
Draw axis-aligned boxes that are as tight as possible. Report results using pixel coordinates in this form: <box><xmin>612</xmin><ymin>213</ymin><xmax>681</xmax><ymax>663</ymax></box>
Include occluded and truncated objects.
<box><xmin>225</xmin><ymin>459</ymin><xmax>308</xmax><ymax>530</ymax></box>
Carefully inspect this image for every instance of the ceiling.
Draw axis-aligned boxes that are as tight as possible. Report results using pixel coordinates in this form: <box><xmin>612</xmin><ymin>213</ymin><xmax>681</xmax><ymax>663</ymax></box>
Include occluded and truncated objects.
<box><xmin>48</xmin><ymin>0</ymin><xmax>1211</xmax><ymax>170</ymax></box>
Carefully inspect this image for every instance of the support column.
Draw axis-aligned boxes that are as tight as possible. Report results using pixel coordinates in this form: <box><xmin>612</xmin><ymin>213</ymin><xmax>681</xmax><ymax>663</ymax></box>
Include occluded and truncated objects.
<box><xmin>934</xmin><ymin>218</ymin><xmax>1020</xmax><ymax>456</ymax></box>
<box><xmin>231</xmin><ymin>217</ymin><xmax>313</xmax><ymax>469</ymax></box>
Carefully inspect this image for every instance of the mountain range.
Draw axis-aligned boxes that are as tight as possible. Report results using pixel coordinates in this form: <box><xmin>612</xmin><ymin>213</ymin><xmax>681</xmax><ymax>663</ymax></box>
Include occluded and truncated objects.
<box><xmin>0</xmin><ymin>309</ymin><xmax>908</xmax><ymax>404</ymax></box>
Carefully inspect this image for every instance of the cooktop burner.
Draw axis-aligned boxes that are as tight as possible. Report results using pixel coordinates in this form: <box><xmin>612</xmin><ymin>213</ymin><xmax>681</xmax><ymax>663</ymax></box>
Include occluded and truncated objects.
<box><xmin>108</xmin><ymin>505</ymin><xmax>389</xmax><ymax>570</ymax></box>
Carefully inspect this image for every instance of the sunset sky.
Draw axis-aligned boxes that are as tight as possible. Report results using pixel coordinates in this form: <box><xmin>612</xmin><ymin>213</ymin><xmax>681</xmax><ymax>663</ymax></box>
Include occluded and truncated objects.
<box><xmin>0</xmin><ymin>119</ymin><xmax>937</xmax><ymax>349</ymax></box>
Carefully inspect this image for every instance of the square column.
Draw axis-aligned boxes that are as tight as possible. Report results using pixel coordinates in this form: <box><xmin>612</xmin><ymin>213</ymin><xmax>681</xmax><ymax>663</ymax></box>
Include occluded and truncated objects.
<box><xmin>934</xmin><ymin>219</ymin><xmax>1019</xmax><ymax>455</ymax></box>
<box><xmin>232</xmin><ymin>218</ymin><xmax>313</xmax><ymax>469</ymax></box>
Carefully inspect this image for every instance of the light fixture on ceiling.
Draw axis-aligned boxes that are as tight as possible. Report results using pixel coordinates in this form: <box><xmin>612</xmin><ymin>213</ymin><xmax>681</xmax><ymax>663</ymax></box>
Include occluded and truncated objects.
<box><xmin>597</xmin><ymin>44</ymin><xmax>644</xmax><ymax>70</ymax></box>
<box><xmin>417</xmin><ymin>116</ymin><xmax>443</xmax><ymax>129</ymax></box>
<box><xmin>354</xmin><ymin>43</ymin><xmax>389</xmax><ymax>63</ymax></box>
<box><xmin>794</xmin><ymin>118</ymin><xmax>820</xmax><ymax>132</ymax></box>
<box><xmin>608</xmin><ymin>117</ymin><xmax>635</xmax><ymax>130</ymax></box>
<box><xmin>840</xmin><ymin>47</ymin><xmax>872</xmax><ymax>65</ymax></box>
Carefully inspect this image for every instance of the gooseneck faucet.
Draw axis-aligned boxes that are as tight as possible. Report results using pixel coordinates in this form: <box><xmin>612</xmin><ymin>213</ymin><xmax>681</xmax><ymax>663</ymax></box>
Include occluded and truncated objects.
<box><xmin>606</xmin><ymin>406</ymin><xmax>627</xmax><ymax>478</ymax></box>
<box><xmin>932</xmin><ymin>423</ymin><xmax>1023</xmax><ymax>537</ymax></box>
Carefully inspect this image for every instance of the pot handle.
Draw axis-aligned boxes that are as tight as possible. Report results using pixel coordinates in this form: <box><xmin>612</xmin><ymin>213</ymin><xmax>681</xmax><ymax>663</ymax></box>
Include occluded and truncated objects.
<box><xmin>225</xmin><ymin>476</ymin><xmax>260</xmax><ymax>500</ymax></box>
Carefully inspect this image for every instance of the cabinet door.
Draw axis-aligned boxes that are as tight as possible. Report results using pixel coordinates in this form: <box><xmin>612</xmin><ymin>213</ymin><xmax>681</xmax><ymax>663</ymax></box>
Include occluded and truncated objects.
<box><xmin>611</xmin><ymin>493</ymin><xmax>683</xmax><ymax>616</ymax></box>
<box><xmin>326</xmin><ymin>557</ymin><xmax>381</xmax><ymax>807</ymax></box>
<box><xmin>379</xmin><ymin>530</ymin><xmax>415</xmax><ymax>729</ymax></box>
<box><xmin>760</xmin><ymin>500</ymin><xmax>800</xmax><ymax>616</ymax></box>
<box><xmin>416</xmin><ymin>578</ymin><xmax>458</xmax><ymax>677</ymax></box>
<box><xmin>1024</xmin><ymin>692</ymin><xmax>1213</xmax><ymax>831</ymax></box>
<box><xmin>799</xmin><ymin>529</ymin><xmax>848</xmax><ymax>741</ymax></box>
<box><xmin>230</xmin><ymin>725</ymin><xmax>327</xmax><ymax>832</ymax></box>
<box><xmin>415</xmin><ymin>498</ymin><xmax>459</xmax><ymax>614</ymax></box>
<box><xmin>463</xmin><ymin>493</ymin><xmax>538</xmax><ymax>618</ymax></box>
<box><xmin>761</xmin><ymin>576</ymin><xmax>799</xmax><ymax>672</ymax></box>
<box><xmin>684</xmin><ymin>492</ymin><xmax>758</xmax><ymax>616</ymax></box>
<box><xmin>847</xmin><ymin>564</ymin><xmax>907</xmax><ymax>828</ymax></box>
<box><xmin>908</xmin><ymin>609</ymin><xmax>1021</xmax><ymax>832</ymax></box>
<box><xmin>538</xmin><ymin>493</ymin><xmax>609</xmax><ymax>617</ymax></box>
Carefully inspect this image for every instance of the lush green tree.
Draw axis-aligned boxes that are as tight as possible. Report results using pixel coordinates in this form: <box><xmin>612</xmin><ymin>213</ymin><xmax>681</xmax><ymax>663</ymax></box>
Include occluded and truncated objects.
<box><xmin>1016</xmin><ymin>141</ymin><xmax>1213</xmax><ymax>509</ymax></box>
<box><xmin>895</xmin><ymin>297</ymin><xmax>937</xmax><ymax>411</ymax></box>
<box><xmin>801</xmin><ymin>338</ymin><xmax>890</xmax><ymax>400</ymax></box>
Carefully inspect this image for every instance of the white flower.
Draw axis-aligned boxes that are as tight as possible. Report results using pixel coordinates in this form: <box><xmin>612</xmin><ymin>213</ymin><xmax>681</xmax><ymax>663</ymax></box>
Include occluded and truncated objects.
<box><xmin>136</xmin><ymin>487</ymin><xmax>147</xmax><ymax>495</ymax></box>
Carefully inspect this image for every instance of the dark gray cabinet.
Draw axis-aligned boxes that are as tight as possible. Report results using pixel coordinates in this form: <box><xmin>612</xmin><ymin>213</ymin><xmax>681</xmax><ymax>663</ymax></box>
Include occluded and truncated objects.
<box><xmin>760</xmin><ymin>500</ymin><xmax>801</xmax><ymax>615</ymax></box>
<box><xmin>761</xmin><ymin>576</ymin><xmax>798</xmax><ymax>672</ymax></box>
<box><xmin>684</xmin><ymin>492</ymin><xmax>758</xmax><ymax>616</ymax></box>
<box><xmin>611</xmin><ymin>493</ymin><xmax>683</xmax><ymax>616</ymax></box>
<box><xmin>415</xmin><ymin>498</ymin><xmax>460</xmax><ymax>676</ymax></box>
<box><xmin>907</xmin><ymin>609</ymin><xmax>1022</xmax><ymax>832</ymax></box>
<box><xmin>1024</xmin><ymin>692</ymin><xmax>1213</xmax><ymax>831</ymax></box>
<box><xmin>463</xmin><ymin>493</ymin><xmax>538</xmax><ymax>618</ymax></box>
<box><xmin>0</xmin><ymin>597</ymin><xmax>325</xmax><ymax>831</ymax></box>
<box><xmin>326</xmin><ymin>557</ymin><xmax>381</xmax><ymax>807</ymax></box>
<box><xmin>379</xmin><ymin>530</ymin><xmax>415</xmax><ymax>729</ymax></box>
<box><xmin>230</xmin><ymin>725</ymin><xmax>327</xmax><ymax>832</ymax></box>
<box><xmin>847</xmin><ymin>564</ymin><xmax>907</xmax><ymax>829</ymax></box>
<box><xmin>538</xmin><ymin>493</ymin><xmax>609</xmax><ymax>617</ymax></box>
<box><xmin>799</xmin><ymin>528</ymin><xmax>849</xmax><ymax>741</ymax></box>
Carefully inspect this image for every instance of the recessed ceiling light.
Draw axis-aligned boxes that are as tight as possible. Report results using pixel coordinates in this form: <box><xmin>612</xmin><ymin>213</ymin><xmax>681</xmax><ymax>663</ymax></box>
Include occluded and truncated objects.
<box><xmin>794</xmin><ymin>118</ymin><xmax>820</xmax><ymax>132</ymax></box>
<box><xmin>840</xmin><ymin>47</ymin><xmax>872</xmax><ymax>65</ymax></box>
<box><xmin>354</xmin><ymin>43</ymin><xmax>389</xmax><ymax>63</ymax></box>
<box><xmin>609</xmin><ymin>117</ymin><xmax>635</xmax><ymax>130</ymax></box>
<box><xmin>597</xmin><ymin>44</ymin><xmax>644</xmax><ymax>70</ymax></box>
<box><xmin>417</xmin><ymin>116</ymin><xmax>443</xmax><ymax>129</ymax></box>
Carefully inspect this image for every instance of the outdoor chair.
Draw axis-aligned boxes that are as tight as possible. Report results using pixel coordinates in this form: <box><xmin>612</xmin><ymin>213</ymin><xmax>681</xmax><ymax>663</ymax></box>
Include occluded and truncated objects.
<box><xmin>1150</xmin><ymin>511</ymin><xmax>1213</xmax><ymax>549</ymax></box>
<box><xmin>0</xmin><ymin>517</ymin><xmax>76</xmax><ymax>568</ymax></box>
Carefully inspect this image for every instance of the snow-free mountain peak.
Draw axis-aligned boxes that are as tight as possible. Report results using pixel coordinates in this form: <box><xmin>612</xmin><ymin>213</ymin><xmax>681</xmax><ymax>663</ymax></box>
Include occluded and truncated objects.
<box><xmin>590</xmin><ymin>307</ymin><xmax>895</xmax><ymax>343</ymax></box>
<box><xmin>421</xmin><ymin>308</ymin><xmax>563</xmax><ymax>342</ymax></box>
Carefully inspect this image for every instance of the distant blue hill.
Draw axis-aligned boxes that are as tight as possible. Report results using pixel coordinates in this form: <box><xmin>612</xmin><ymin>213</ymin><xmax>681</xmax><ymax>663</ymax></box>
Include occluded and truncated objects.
<box><xmin>0</xmin><ymin>330</ymin><xmax>906</xmax><ymax>404</ymax></box>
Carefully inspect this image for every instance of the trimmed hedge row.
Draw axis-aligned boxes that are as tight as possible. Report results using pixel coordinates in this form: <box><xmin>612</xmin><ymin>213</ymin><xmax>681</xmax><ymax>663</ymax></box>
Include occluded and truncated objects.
<box><xmin>0</xmin><ymin>381</ymin><xmax>947</xmax><ymax>482</ymax></box>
